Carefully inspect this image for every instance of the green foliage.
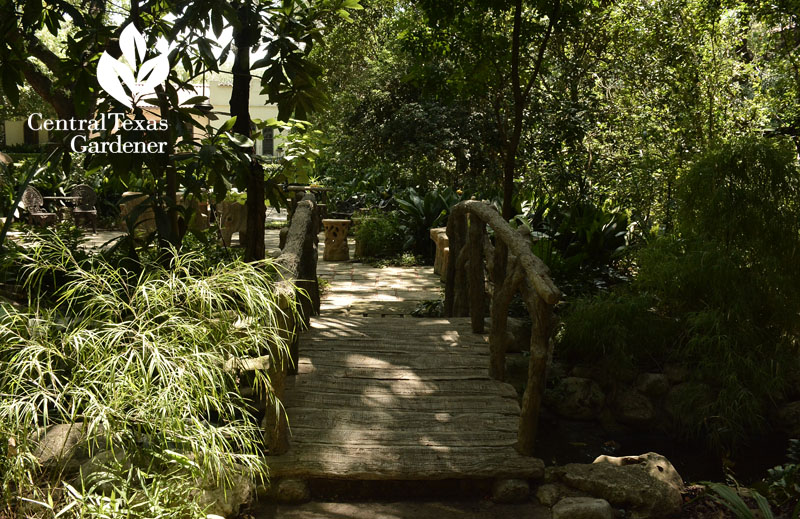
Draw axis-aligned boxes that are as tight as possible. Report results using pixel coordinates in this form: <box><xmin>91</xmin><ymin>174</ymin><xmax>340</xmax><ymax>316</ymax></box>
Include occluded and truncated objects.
<box><xmin>678</xmin><ymin>135</ymin><xmax>800</xmax><ymax>267</ymax></box>
<box><xmin>557</xmin><ymin>291</ymin><xmax>678</xmax><ymax>383</ymax></box>
<box><xmin>394</xmin><ymin>187</ymin><xmax>461</xmax><ymax>257</ymax></box>
<box><xmin>704</xmin><ymin>481</ymin><xmax>774</xmax><ymax>519</ymax></box>
<box><xmin>353</xmin><ymin>210</ymin><xmax>403</xmax><ymax>259</ymax></box>
<box><xmin>558</xmin><ymin>136</ymin><xmax>800</xmax><ymax>452</ymax></box>
<box><xmin>266</xmin><ymin>119</ymin><xmax>327</xmax><ymax>184</ymax></box>
<box><xmin>0</xmin><ymin>243</ymin><xmax>295</xmax><ymax>517</ymax></box>
<box><xmin>520</xmin><ymin>198</ymin><xmax>630</xmax><ymax>277</ymax></box>
<box><xmin>758</xmin><ymin>439</ymin><xmax>800</xmax><ymax>517</ymax></box>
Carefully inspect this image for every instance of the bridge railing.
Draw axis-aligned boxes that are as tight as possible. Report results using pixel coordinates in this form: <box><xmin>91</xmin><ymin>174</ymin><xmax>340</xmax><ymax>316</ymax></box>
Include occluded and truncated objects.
<box><xmin>444</xmin><ymin>200</ymin><xmax>561</xmax><ymax>456</ymax></box>
<box><xmin>264</xmin><ymin>193</ymin><xmax>320</xmax><ymax>454</ymax></box>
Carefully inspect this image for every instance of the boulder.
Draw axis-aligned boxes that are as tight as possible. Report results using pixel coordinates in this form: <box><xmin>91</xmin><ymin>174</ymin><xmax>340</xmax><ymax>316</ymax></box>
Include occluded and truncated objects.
<box><xmin>552</xmin><ymin>497</ymin><xmax>614</xmax><ymax>519</ymax></box>
<box><xmin>118</xmin><ymin>192</ymin><xmax>156</xmax><ymax>232</ymax></box>
<box><xmin>196</xmin><ymin>471</ymin><xmax>255</xmax><ymax>518</ymax></box>
<box><xmin>274</xmin><ymin>478</ymin><xmax>311</xmax><ymax>504</ymax></box>
<box><xmin>776</xmin><ymin>401</ymin><xmax>800</xmax><ymax>437</ymax></box>
<box><xmin>635</xmin><ymin>373</ymin><xmax>670</xmax><ymax>398</ymax></box>
<box><xmin>593</xmin><ymin>452</ymin><xmax>684</xmax><ymax>492</ymax></box>
<box><xmin>483</xmin><ymin>317</ymin><xmax>531</xmax><ymax>353</ymax></box>
<box><xmin>550</xmin><ymin>461</ymin><xmax>682</xmax><ymax>518</ymax></box>
<box><xmin>491</xmin><ymin>478</ymin><xmax>529</xmax><ymax>503</ymax></box>
<box><xmin>612</xmin><ymin>390</ymin><xmax>656</xmax><ymax>428</ymax></box>
<box><xmin>547</xmin><ymin>377</ymin><xmax>605</xmax><ymax>420</ymax></box>
<box><xmin>535</xmin><ymin>482</ymin><xmax>587</xmax><ymax>507</ymax></box>
<box><xmin>569</xmin><ymin>365</ymin><xmax>607</xmax><ymax>383</ymax></box>
<box><xmin>33</xmin><ymin>423</ymin><xmax>93</xmax><ymax>471</ymax></box>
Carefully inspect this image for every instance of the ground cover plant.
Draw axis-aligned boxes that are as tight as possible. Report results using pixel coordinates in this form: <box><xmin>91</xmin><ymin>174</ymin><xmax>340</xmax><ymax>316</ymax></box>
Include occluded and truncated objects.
<box><xmin>0</xmin><ymin>234</ymin><xmax>297</xmax><ymax>517</ymax></box>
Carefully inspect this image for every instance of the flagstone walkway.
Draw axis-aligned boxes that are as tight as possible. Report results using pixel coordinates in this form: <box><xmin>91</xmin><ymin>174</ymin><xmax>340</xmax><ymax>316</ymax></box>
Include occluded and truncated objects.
<box><xmin>266</xmin><ymin>229</ymin><xmax>443</xmax><ymax>316</ymax></box>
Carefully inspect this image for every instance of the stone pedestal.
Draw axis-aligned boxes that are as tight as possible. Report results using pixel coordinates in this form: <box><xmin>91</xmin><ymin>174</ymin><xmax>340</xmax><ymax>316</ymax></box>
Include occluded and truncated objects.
<box><xmin>322</xmin><ymin>219</ymin><xmax>351</xmax><ymax>261</ymax></box>
<box><xmin>430</xmin><ymin>227</ymin><xmax>449</xmax><ymax>281</ymax></box>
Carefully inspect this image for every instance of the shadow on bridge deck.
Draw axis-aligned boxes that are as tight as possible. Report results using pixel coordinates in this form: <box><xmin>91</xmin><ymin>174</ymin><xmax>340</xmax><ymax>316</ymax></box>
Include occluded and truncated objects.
<box><xmin>265</xmin><ymin>246</ymin><xmax>545</xmax><ymax>485</ymax></box>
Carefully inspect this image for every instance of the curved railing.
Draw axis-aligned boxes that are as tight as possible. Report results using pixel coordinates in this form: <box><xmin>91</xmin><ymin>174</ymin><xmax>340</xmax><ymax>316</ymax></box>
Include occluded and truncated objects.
<box><xmin>444</xmin><ymin>200</ymin><xmax>561</xmax><ymax>456</ymax></box>
<box><xmin>264</xmin><ymin>193</ymin><xmax>320</xmax><ymax>454</ymax></box>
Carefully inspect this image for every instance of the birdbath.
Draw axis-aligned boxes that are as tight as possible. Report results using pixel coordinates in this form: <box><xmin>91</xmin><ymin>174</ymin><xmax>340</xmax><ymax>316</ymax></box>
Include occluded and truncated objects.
<box><xmin>322</xmin><ymin>219</ymin><xmax>351</xmax><ymax>261</ymax></box>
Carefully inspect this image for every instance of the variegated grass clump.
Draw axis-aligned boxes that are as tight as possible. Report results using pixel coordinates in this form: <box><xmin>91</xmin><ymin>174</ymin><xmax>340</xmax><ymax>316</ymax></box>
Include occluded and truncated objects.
<box><xmin>0</xmin><ymin>238</ymin><xmax>296</xmax><ymax>517</ymax></box>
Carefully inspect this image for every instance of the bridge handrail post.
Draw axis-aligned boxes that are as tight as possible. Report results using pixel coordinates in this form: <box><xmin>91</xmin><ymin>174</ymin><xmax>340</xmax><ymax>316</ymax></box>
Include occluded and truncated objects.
<box><xmin>264</xmin><ymin>193</ymin><xmax>318</xmax><ymax>455</ymax></box>
<box><xmin>444</xmin><ymin>200</ymin><xmax>561</xmax><ymax>456</ymax></box>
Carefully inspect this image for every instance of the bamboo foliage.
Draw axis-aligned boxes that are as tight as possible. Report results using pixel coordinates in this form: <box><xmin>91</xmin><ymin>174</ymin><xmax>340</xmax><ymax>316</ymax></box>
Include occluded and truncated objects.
<box><xmin>0</xmin><ymin>239</ymin><xmax>300</xmax><ymax>516</ymax></box>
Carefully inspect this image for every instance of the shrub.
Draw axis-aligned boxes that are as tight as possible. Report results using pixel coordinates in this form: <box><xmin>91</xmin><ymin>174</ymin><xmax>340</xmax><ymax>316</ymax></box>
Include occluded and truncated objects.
<box><xmin>557</xmin><ymin>290</ymin><xmax>678</xmax><ymax>384</ymax></box>
<box><xmin>556</xmin><ymin>136</ymin><xmax>800</xmax><ymax>452</ymax></box>
<box><xmin>353</xmin><ymin>210</ymin><xmax>404</xmax><ymax>259</ymax></box>
<box><xmin>0</xmin><ymin>242</ymin><xmax>296</xmax><ymax>517</ymax></box>
<box><xmin>394</xmin><ymin>186</ymin><xmax>461</xmax><ymax>259</ymax></box>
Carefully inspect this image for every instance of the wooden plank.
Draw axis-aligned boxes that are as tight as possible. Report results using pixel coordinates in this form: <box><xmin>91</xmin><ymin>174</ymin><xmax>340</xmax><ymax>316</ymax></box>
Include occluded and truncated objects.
<box><xmin>285</xmin><ymin>377</ymin><xmax>519</xmax><ymax>398</ymax></box>
<box><xmin>296</xmin><ymin>364</ymin><xmax>491</xmax><ymax>380</ymax></box>
<box><xmin>285</xmin><ymin>409</ymin><xmax>520</xmax><ymax>428</ymax></box>
<box><xmin>286</xmin><ymin>427</ymin><xmax>519</xmax><ymax>446</ymax></box>
<box><xmin>294</xmin><ymin>352</ymin><xmax>491</xmax><ymax>369</ymax></box>
<box><xmin>266</xmin><ymin>445</ymin><xmax>545</xmax><ymax>480</ymax></box>
<box><xmin>282</xmin><ymin>392</ymin><xmax>520</xmax><ymax>413</ymax></box>
<box><xmin>301</xmin><ymin>340</ymin><xmax>489</xmax><ymax>354</ymax></box>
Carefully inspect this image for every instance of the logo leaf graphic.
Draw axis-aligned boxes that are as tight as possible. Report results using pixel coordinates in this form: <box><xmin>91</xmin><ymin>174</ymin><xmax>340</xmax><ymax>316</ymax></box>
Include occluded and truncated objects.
<box><xmin>97</xmin><ymin>52</ymin><xmax>133</xmax><ymax>109</ymax></box>
<box><xmin>137</xmin><ymin>54</ymin><xmax>170</xmax><ymax>94</ymax></box>
<box><xmin>96</xmin><ymin>24</ymin><xmax>170</xmax><ymax>109</ymax></box>
<box><xmin>119</xmin><ymin>24</ymin><xmax>146</xmax><ymax>68</ymax></box>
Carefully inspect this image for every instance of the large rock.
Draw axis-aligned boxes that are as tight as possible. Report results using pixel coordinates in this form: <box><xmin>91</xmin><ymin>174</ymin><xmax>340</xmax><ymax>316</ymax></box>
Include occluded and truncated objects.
<box><xmin>491</xmin><ymin>478</ymin><xmax>529</xmax><ymax>503</ymax></box>
<box><xmin>196</xmin><ymin>471</ymin><xmax>255</xmax><ymax>518</ymax></box>
<box><xmin>635</xmin><ymin>373</ymin><xmax>670</xmax><ymax>398</ymax></box>
<box><xmin>547</xmin><ymin>377</ymin><xmax>605</xmax><ymax>420</ymax></box>
<box><xmin>33</xmin><ymin>423</ymin><xmax>93</xmax><ymax>471</ymax></box>
<box><xmin>483</xmin><ymin>317</ymin><xmax>531</xmax><ymax>353</ymax></box>
<box><xmin>550</xmin><ymin>460</ymin><xmax>682</xmax><ymax>518</ymax></box>
<box><xmin>535</xmin><ymin>482</ymin><xmax>587</xmax><ymax>507</ymax></box>
<box><xmin>612</xmin><ymin>390</ymin><xmax>656</xmax><ymax>428</ymax></box>
<box><xmin>552</xmin><ymin>497</ymin><xmax>614</xmax><ymax>519</ymax></box>
<box><xmin>663</xmin><ymin>364</ymin><xmax>689</xmax><ymax>384</ymax></box>
<box><xmin>274</xmin><ymin>478</ymin><xmax>311</xmax><ymax>504</ymax></box>
<box><xmin>78</xmin><ymin>449</ymin><xmax>131</xmax><ymax>494</ymax></box>
<box><xmin>118</xmin><ymin>192</ymin><xmax>156</xmax><ymax>232</ymax></box>
<box><xmin>593</xmin><ymin>452</ymin><xmax>684</xmax><ymax>492</ymax></box>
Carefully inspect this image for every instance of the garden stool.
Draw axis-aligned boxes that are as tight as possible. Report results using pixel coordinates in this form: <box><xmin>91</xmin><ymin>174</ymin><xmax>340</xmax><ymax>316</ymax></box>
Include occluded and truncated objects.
<box><xmin>430</xmin><ymin>227</ymin><xmax>449</xmax><ymax>281</ymax></box>
<box><xmin>322</xmin><ymin>219</ymin><xmax>351</xmax><ymax>261</ymax></box>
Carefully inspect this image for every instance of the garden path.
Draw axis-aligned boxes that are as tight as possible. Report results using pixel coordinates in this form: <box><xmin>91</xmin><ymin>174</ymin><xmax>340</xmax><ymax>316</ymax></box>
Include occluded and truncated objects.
<box><xmin>266</xmin><ymin>229</ymin><xmax>442</xmax><ymax>316</ymax></box>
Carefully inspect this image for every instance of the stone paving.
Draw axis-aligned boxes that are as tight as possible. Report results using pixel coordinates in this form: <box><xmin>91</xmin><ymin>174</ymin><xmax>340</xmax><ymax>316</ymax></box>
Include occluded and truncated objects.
<box><xmin>266</xmin><ymin>228</ymin><xmax>443</xmax><ymax>316</ymax></box>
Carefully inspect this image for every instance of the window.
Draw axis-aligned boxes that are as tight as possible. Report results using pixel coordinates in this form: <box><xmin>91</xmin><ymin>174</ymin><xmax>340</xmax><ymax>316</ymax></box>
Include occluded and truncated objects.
<box><xmin>261</xmin><ymin>127</ymin><xmax>274</xmax><ymax>156</ymax></box>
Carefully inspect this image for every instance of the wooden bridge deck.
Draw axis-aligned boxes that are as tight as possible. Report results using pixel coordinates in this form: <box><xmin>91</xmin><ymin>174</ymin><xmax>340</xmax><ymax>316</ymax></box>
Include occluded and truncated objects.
<box><xmin>266</xmin><ymin>316</ymin><xmax>544</xmax><ymax>481</ymax></box>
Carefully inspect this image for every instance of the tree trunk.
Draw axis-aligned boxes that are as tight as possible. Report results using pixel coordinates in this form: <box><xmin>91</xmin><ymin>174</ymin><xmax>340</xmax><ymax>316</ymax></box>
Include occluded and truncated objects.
<box><xmin>230</xmin><ymin>2</ymin><xmax>264</xmax><ymax>261</ymax></box>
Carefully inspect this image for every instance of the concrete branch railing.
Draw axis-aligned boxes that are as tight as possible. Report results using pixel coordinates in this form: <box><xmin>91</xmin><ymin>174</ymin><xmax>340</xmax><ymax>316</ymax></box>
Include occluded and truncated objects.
<box><xmin>263</xmin><ymin>193</ymin><xmax>320</xmax><ymax>455</ymax></box>
<box><xmin>444</xmin><ymin>200</ymin><xmax>561</xmax><ymax>456</ymax></box>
